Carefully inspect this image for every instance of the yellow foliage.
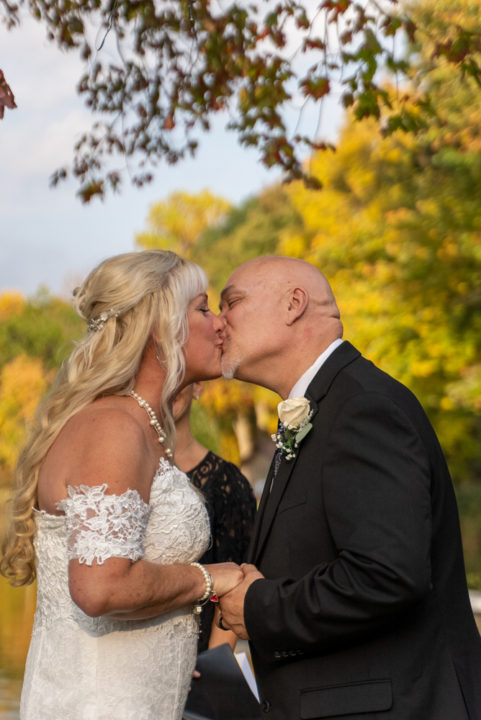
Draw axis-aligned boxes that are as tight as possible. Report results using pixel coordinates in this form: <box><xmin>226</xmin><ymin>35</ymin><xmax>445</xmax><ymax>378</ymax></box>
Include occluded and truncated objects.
<box><xmin>136</xmin><ymin>190</ymin><xmax>231</xmax><ymax>258</ymax></box>
<box><xmin>385</xmin><ymin>147</ymin><xmax>402</xmax><ymax>163</ymax></box>
<box><xmin>257</xmin><ymin>403</ymin><xmax>278</xmax><ymax>436</ymax></box>
<box><xmin>277</xmin><ymin>231</ymin><xmax>306</xmax><ymax>258</ymax></box>
<box><xmin>200</xmin><ymin>378</ymin><xmax>252</xmax><ymax>415</ymax></box>
<box><xmin>411</xmin><ymin>359</ymin><xmax>436</xmax><ymax>378</ymax></box>
<box><xmin>437</xmin><ymin>241</ymin><xmax>458</xmax><ymax>260</ymax></box>
<box><xmin>0</xmin><ymin>355</ymin><xmax>50</xmax><ymax>471</ymax></box>
<box><xmin>440</xmin><ymin>396</ymin><xmax>455</xmax><ymax>410</ymax></box>
<box><xmin>415</xmin><ymin>198</ymin><xmax>439</xmax><ymax>218</ymax></box>
<box><xmin>0</xmin><ymin>291</ymin><xmax>26</xmax><ymax>321</ymax></box>
<box><xmin>0</xmin><ymin>573</ymin><xmax>35</xmax><ymax>671</ymax></box>
<box><xmin>384</xmin><ymin>207</ymin><xmax>414</xmax><ymax>226</ymax></box>
<box><xmin>217</xmin><ymin>434</ymin><xmax>241</xmax><ymax>466</ymax></box>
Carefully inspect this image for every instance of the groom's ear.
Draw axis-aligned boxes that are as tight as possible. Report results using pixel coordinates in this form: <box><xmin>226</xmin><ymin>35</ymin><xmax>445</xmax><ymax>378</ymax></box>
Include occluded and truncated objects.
<box><xmin>285</xmin><ymin>287</ymin><xmax>308</xmax><ymax>326</ymax></box>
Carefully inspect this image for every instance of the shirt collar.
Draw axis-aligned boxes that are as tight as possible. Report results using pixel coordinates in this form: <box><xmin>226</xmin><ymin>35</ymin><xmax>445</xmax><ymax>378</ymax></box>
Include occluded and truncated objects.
<box><xmin>288</xmin><ymin>338</ymin><xmax>344</xmax><ymax>399</ymax></box>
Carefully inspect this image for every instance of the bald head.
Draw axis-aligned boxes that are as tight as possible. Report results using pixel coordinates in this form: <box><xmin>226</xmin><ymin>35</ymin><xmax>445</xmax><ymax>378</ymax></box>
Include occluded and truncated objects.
<box><xmin>219</xmin><ymin>256</ymin><xmax>343</xmax><ymax>396</ymax></box>
<box><xmin>225</xmin><ymin>255</ymin><xmax>341</xmax><ymax>323</ymax></box>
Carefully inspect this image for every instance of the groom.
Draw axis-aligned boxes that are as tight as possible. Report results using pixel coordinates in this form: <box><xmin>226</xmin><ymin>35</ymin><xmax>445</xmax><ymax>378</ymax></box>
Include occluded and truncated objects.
<box><xmin>218</xmin><ymin>256</ymin><xmax>481</xmax><ymax>719</ymax></box>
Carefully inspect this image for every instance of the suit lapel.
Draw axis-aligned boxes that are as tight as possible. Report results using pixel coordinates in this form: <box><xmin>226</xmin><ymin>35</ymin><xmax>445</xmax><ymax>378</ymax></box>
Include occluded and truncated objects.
<box><xmin>250</xmin><ymin>341</ymin><xmax>361</xmax><ymax>565</ymax></box>
<box><xmin>248</xmin><ymin>456</ymin><xmax>276</xmax><ymax>562</ymax></box>
<box><xmin>252</xmin><ymin>448</ymin><xmax>299</xmax><ymax>564</ymax></box>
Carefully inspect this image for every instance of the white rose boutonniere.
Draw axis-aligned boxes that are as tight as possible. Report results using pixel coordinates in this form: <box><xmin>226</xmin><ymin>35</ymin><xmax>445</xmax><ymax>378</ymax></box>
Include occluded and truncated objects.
<box><xmin>271</xmin><ymin>397</ymin><xmax>313</xmax><ymax>461</ymax></box>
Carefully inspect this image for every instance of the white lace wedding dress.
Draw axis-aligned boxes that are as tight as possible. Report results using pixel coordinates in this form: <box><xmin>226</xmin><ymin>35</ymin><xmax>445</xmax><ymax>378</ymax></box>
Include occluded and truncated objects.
<box><xmin>20</xmin><ymin>458</ymin><xmax>210</xmax><ymax>720</ymax></box>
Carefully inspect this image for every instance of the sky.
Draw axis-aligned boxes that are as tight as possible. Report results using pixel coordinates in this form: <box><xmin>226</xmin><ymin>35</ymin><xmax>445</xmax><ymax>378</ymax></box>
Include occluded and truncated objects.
<box><xmin>0</xmin><ymin>12</ymin><xmax>343</xmax><ymax>298</ymax></box>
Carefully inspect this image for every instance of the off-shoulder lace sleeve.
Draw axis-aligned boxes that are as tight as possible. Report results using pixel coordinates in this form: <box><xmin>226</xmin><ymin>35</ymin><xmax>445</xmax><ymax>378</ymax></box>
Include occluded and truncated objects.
<box><xmin>57</xmin><ymin>484</ymin><xmax>152</xmax><ymax>565</ymax></box>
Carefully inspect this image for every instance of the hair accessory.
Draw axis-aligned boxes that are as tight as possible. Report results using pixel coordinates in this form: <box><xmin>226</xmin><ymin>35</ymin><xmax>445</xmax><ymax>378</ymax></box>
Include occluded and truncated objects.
<box><xmin>129</xmin><ymin>390</ymin><xmax>173</xmax><ymax>458</ymax></box>
<box><xmin>190</xmin><ymin>561</ymin><xmax>215</xmax><ymax>614</ymax></box>
<box><xmin>87</xmin><ymin>309</ymin><xmax>119</xmax><ymax>332</ymax></box>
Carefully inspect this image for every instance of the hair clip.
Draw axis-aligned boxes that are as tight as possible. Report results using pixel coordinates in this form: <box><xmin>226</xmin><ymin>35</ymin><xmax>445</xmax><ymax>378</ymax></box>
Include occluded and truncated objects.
<box><xmin>87</xmin><ymin>309</ymin><xmax>118</xmax><ymax>332</ymax></box>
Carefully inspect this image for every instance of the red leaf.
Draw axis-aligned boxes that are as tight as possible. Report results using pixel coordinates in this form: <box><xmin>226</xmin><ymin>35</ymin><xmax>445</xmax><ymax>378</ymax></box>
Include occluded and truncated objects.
<box><xmin>0</xmin><ymin>69</ymin><xmax>17</xmax><ymax>119</ymax></box>
<box><xmin>163</xmin><ymin>114</ymin><xmax>175</xmax><ymax>130</ymax></box>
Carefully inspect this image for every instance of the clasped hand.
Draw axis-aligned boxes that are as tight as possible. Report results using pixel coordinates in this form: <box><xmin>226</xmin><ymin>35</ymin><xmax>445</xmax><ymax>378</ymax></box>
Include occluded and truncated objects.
<box><xmin>206</xmin><ymin>563</ymin><xmax>264</xmax><ymax>640</ymax></box>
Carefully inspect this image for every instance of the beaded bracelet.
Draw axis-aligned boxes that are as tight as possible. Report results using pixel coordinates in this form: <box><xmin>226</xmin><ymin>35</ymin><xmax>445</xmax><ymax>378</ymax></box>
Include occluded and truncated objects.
<box><xmin>190</xmin><ymin>562</ymin><xmax>215</xmax><ymax>615</ymax></box>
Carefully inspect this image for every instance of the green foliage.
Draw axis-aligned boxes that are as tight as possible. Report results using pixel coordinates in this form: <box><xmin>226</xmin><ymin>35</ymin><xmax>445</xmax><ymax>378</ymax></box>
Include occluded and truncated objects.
<box><xmin>136</xmin><ymin>183</ymin><xmax>304</xmax><ymax>291</ymax></box>
<box><xmin>131</xmin><ymin>0</ymin><xmax>481</xmax><ymax>484</ymax></box>
<box><xmin>189</xmin><ymin>399</ymin><xmax>220</xmax><ymax>455</ymax></box>
<box><xmin>193</xmin><ymin>185</ymin><xmax>304</xmax><ymax>291</ymax></box>
<box><xmin>0</xmin><ymin>288</ymin><xmax>83</xmax><ymax>370</ymax></box>
<box><xmin>279</xmin><ymin>4</ymin><xmax>481</xmax><ymax>481</ymax></box>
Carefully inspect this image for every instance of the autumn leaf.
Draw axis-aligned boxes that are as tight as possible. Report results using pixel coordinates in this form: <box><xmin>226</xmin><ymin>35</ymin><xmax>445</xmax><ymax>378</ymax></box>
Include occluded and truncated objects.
<box><xmin>0</xmin><ymin>70</ymin><xmax>17</xmax><ymax>119</ymax></box>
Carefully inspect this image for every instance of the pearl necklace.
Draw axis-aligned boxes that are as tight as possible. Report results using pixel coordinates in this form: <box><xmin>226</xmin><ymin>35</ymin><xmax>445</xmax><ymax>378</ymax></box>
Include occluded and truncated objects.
<box><xmin>129</xmin><ymin>390</ymin><xmax>173</xmax><ymax>458</ymax></box>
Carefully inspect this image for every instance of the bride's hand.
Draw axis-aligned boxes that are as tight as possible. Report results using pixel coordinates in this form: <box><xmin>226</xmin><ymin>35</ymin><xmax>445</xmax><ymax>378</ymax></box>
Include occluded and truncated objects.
<box><xmin>206</xmin><ymin>562</ymin><xmax>244</xmax><ymax>598</ymax></box>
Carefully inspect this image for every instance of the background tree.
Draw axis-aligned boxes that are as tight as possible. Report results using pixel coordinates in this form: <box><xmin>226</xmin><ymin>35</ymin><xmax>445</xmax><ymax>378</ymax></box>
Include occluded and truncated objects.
<box><xmin>0</xmin><ymin>355</ymin><xmax>50</xmax><ymax>479</ymax></box>
<box><xmin>136</xmin><ymin>190</ymin><xmax>231</xmax><ymax>257</ymax></box>
<box><xmin>276</xmin><ymin>0</ymin><xmax>481</xmax><ymax>581</ymax></box>
<box><xmin>0</xmin><ymin>289</ymin><xmax>82</xmax><ymax>485</ymax></box>
<box><xmin>193</xmin><ymin>185</ymin><xmax>303</xmax><ymax>282</ymax></box>
<box><xmin>2</xmin><ymin>0</ymin><xmax>480</xmax><ymax>200</ymax></box>
<box><xmin>0</xmin><ymin>288</ymin><xmax>83</xmax><ymax>370</ymax></box>
<box><xmin>280</xmin><ymin>0</ymin><xmax>481</xmax><ymax>485</ymax></box>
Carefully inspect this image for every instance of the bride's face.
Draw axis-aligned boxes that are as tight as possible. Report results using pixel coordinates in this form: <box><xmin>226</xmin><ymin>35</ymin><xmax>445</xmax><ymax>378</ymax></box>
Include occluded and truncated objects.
<box><xmin>182</xmin><ymin>293</ymin><xmax>224</xmax><ymax>383</ymax></box>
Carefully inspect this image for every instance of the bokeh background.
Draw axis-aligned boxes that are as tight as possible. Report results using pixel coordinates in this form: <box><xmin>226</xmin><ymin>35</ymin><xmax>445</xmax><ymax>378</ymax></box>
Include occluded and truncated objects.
<box><xmin>1</xmin><ymin>0</ymin><xmax>480</xmax><ymax>716</ymax></box>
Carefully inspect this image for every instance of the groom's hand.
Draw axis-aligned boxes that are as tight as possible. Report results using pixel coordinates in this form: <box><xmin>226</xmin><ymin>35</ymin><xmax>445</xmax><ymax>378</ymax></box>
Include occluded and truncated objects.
<box><xmin>218</xmin><ymin>563</ymin><xmax>264</xmax><ymax>640</ymax></box>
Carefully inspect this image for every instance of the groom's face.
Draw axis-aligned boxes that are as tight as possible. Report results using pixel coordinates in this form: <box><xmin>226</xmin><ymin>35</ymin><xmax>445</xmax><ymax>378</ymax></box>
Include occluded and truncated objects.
<box><xmin>219</xmin><ymin>263</ymin><xmax>281</xmax><ymax>381</ymax></box>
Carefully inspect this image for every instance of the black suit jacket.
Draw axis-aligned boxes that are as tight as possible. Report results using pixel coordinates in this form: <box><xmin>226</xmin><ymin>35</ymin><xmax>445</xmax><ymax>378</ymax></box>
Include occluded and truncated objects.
<box><xmin>245</xmin><ymin>342</ymin><xmax>481</xmax><ymax>720</ymax></box>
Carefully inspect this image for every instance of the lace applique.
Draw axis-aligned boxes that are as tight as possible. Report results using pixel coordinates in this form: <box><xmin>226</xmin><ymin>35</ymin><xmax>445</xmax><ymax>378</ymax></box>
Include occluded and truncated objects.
<box><xmin>23</xmin><ymin>462</ymin><xmax>209</xmax><ymax>719</ymax></box>
<box><xmin>57</xmin><ymin>484</ymin><xmax>151</xmax><ymax>565</ymax></box>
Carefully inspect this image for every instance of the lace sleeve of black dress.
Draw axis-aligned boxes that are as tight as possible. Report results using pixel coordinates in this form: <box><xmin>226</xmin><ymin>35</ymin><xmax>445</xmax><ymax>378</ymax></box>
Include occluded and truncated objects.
<box><xmin>187</xmin><ymin>450</ymin><xmax>257</xmax><ymax>652</ymax></box>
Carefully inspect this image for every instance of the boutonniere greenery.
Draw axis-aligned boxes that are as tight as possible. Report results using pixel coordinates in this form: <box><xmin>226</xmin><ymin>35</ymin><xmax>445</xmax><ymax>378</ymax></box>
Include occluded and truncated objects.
<box><xmin>271</xmin><ymin>397</ymin><xmax>313</xmax><ymax>461</ymax></box>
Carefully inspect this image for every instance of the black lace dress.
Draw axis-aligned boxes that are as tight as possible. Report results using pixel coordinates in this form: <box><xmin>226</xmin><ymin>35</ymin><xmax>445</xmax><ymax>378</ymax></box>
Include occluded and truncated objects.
<box><xmin>187</xmin><ymin>450</ymin><xmax>257</xmax><ymax>652</ymax></box>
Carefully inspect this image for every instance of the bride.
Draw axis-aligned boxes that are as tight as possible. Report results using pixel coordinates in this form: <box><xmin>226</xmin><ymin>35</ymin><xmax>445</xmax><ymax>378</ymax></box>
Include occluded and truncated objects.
<box><xmin>0</xmin><ymin>250</ymin><xmax>244</xmax><ymax>720</ymax></box>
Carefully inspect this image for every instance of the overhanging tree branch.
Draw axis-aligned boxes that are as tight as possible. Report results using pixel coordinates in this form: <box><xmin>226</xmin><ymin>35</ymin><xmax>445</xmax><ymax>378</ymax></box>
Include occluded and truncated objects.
<box><xmin>2</xmin><ymin>0</ymin><xmax>480</xmax><ymax>201</ymax></box>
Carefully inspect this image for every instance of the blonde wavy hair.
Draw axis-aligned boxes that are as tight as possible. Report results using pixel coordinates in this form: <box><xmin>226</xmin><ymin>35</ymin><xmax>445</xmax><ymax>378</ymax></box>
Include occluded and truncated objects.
<box><xmin>0</xmin><ymin>250</ymin><xmax>207</xmax><ymax>586</ymax></box>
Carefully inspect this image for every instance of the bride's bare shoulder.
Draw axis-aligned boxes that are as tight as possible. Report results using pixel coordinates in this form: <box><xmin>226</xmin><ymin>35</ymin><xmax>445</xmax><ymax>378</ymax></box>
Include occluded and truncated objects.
<box><xmin>70</xmin><ymin>396</ymin><xmax>143</xmax><ymax>433</ymax></box>
<box><xmin>40</xmin><ymin>396</ymin><xmax>155</xmax><ymax>503</ymax></box>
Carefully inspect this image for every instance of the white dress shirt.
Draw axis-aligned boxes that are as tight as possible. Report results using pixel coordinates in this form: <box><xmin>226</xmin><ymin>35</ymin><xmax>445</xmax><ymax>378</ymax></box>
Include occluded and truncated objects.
<box><xmin>288</xmin><ymin>338</ymin><xmax>344</xmax><ymax>399</ymax></box>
